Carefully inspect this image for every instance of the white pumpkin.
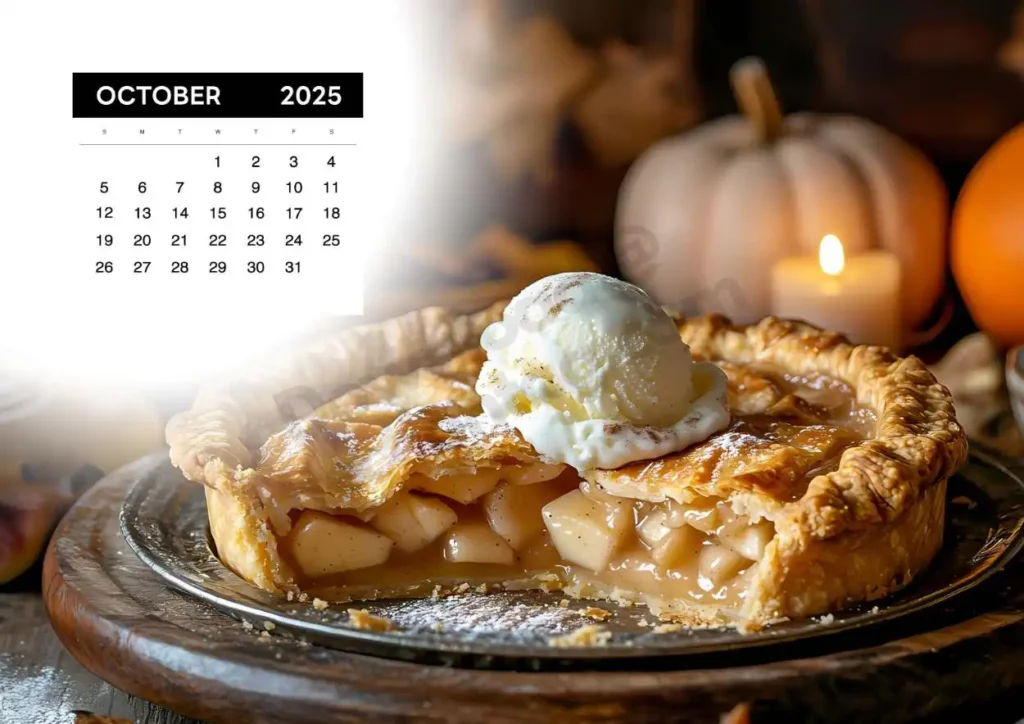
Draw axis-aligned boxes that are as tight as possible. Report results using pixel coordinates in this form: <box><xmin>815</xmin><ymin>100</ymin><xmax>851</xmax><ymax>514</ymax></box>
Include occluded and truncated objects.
<box><xmin>616</xmin><ymin>57</ymin><xmax>947</xmax><ymax>328</ymax></box>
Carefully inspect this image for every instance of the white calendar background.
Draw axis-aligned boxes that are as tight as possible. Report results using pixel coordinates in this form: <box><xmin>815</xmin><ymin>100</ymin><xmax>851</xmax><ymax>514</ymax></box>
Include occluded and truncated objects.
<box><xmin>77</xmin><ymin>124</ymin><xmax>363</xmax><ymax>307</ymax></box>
<box><xmin>0</xmin><ymin>1</ymin><xmax>428</xmax><ymax>388</ymax></box>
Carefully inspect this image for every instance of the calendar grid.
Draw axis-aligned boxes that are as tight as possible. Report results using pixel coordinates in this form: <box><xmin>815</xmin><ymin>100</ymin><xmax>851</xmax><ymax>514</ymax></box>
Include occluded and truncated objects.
<box><xmin>78</xmin><ymin>151</ymin><xmax>366</xmax><ymax>313</ymax></box>
<box><xmin>71</xmin><ymin>73</ymin><xmax>368</xmax><ymax>318</ymax></box>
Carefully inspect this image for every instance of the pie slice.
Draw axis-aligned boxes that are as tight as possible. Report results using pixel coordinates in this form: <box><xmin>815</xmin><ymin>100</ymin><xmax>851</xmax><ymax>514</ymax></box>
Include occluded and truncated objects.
<box><xmin>167</xmin><ymin>304</ymin><xmax>966</xmax><ymax>629</ymax></box>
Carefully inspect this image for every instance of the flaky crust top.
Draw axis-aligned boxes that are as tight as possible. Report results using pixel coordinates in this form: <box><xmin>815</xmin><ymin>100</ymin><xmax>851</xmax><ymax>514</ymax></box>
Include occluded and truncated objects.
<box><xmin>166</xmin><ymin>302</ymin><xmax>506</xmax><ymax>488</ymax></box>
<box><xmin>675</xmin><ymin>315</ymin><xmax>967</xmax><ymax>541</ymax></box>
<box><xmin>166</xmin><ymin>305</ymin><xmax>967</xmax><ymax>547</ymax></box>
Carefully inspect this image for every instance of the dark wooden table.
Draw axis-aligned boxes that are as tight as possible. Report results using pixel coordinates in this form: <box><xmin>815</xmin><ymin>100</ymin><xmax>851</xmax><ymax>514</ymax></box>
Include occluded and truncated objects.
<box><xmin>6</xmin><ymin>405</ymin><xmax>1024</xmax><ymax>724</ymax></box>
<box><xmin>0</xmin><ymin>563</ymin><xmax>197</xmax><ymax>724</ymax></box>
<box><xmin>9</xmin><ymin>566</ymin><xmax>1024</xmax><ymax>724</ymax></box>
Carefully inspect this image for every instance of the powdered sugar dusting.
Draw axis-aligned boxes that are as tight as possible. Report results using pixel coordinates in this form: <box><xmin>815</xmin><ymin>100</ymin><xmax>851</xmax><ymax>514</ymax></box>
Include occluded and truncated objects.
<box><xmin>709</xmin><ymin>430</ymin><xmax>759</xmax><ymax>458</ymax></box>
<box><xmin>438</xmin><ymin>414</ymin><xmax>508</xmax><ymax>439</ymax></box>
<box><xmin>381</xmin><ymin>591</ymin><xmax>583</xmax><ymax>634</ymax></box>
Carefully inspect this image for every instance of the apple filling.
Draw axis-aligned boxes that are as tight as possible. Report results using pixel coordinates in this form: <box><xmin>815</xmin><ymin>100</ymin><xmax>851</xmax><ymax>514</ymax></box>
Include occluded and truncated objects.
<box><xmin>243</xmin><ymin>356</ymin><xmax>869</xmax><ymax>622</ymax></box>
<box><xmin>276</xmin><ymin>467</ymin><xmax>778</xmax><ymax>620</ymax></box>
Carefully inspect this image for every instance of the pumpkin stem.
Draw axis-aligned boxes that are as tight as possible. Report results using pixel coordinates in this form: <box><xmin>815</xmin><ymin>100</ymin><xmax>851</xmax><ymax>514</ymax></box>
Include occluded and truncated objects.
<box><xmin>730</xmin><ymin>57</ymin><xmax>785</xmax><ymax>144</ymax></box>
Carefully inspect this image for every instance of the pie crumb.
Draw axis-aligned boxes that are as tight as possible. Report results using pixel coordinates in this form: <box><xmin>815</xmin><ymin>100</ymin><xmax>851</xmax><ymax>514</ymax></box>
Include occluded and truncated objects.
<box><xmin>312</xmin><ymin>598</ymin><xmax>329</xmax><ymax>611</ymax></box>
<box><xmin>558</xmin><ymin>599</ymin><xmax>570</xmax><ymax>608</ymax></box>
<box><xmin>263</xmin><ymin>621</ymin><xmax>276</xmax><ymax>632</ymax></box>
<box><xmin>348</xmin><ymin>608</ymin><xmax>396</xmax><ymax>633</ymax></box>
<box><xmin>817</xmin><ymin>613</ymin><xmax>835</xmax><ymax>625</ymax></box>
<box><xmin>608</xmin><ymin>587</ymin><xmax>637</xmax><ymax>607</ymax></box>
<box><xmin>582</xmin><ymin>606</ymin><xmax>611</xmax><ymax>621</ymax></box>
<box><xmin>430</xmin><ymin>585</ymin><xmax>443</xmax><ymax>600</ymax></box>
<box><xmin>454</xmin><ymin>582</ymin><xmax>471</xmax><ymax>594</ymax></box>
<box><xmin>298</xmin><ymin>592</ymin><xmax>309</xmax><ymax>603</ymax></box>
<box><xmin>548</xmin><ymin>625</ymin><xmax>611</xmax><ymax>648</ymax></box>
<box><xmin>870</xmin><ymin>606</ymin><xmax>880</xmax><ymax>615</ymax></box>
<box><xmin>950</xmin><ymin>495</ymin><xmax>977</xmax><ymax>510</ymax></box>
<box><xmin>656</xmin><ymin>610</ymin><xmax>720</xmax><ymax>629</ymax></box>
<box><xmin>430</xmin><ymin>622</ymin><xmax>444</xmax><ymax>633</ymax></box>
<box><xmin>652</xmin><ymin>623</ymin><xmax>684</xmax><ymax>634</ymax></box>
<box><xmin>241</xmin><ymin>620</ymin><xmax>254</xmax><ymax>632</ymax></box>
<box><xmin>476</xmin><ymin>583</ymin><xmax>488</xmax><ymax>594</ymax></box>
<box><xmin>720</xmin><ymin>702</ymin><xmax>752</xmax><ymax>724</ymax></box>
<box><xmin>286</xmin><ymin>591</ymin><xmax>294</xmax><ymax>602</ymax></box>
<box><xmin>637</xmin><ymin>619</ymin><xmax>649</xmax><ymax>628</ymax></box>
<box><xmin>259</xmin><ymin>631</ymin><xmax>271</xmax><ymax>639</ymax></box>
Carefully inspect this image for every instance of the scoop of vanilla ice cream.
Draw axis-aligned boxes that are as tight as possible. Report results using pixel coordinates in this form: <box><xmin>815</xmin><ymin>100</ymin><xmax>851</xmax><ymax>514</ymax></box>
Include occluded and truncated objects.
<box><xmin>477</xmin><ymin>272</ymin><xmax>730</xmax><ymax>470</ymax></box>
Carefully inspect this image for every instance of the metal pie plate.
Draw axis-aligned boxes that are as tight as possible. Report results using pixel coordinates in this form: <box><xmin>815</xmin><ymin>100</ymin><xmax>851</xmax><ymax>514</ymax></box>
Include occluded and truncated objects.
<box><xmin>121</xmin><ymin>448</ymin><xmax>1024</xmax><ymax>668</ymax></box>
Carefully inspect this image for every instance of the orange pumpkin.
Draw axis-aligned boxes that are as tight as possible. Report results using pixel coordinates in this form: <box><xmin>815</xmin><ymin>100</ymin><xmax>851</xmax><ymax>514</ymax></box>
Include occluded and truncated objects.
<box><xmin>952</xmin><ymin>125</ymin><xmax>1024</xmax><ymax>348</ymax></box>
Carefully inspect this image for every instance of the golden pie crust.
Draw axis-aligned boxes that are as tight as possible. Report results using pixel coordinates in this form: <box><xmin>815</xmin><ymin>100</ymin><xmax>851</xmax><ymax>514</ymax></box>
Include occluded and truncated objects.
<box><xmin>166</xmin><ymin>303</ymin><xmax>967</xmax><ymax>628</ymax></box>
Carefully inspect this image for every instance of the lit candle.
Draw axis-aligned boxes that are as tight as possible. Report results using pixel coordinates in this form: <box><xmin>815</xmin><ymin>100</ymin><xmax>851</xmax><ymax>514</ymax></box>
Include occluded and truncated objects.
<box><xmin>771</xmin><ymin>235</ymin><xmax>901</xmax><ymax>348</ymax></box>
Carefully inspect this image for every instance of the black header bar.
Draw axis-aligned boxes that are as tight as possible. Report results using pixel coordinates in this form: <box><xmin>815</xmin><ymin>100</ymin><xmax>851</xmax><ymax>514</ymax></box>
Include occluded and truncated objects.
<box><xmin>73</xmin><ymin>73</ymin><xmax>363</xmax><ymax>118</ymax></box>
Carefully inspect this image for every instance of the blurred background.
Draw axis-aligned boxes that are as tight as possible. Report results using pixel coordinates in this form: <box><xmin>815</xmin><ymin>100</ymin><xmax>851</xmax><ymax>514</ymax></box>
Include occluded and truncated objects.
<box><xmin>4</xmin><ymin>0</ymin><xmax>1024</xmax><ymax>585</ymax></box>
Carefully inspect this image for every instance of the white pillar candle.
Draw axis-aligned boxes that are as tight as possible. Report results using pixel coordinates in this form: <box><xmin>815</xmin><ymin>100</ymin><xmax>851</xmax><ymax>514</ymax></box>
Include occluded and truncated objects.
<box><xmin>771</xmin><ymin>235</ymin><xmax>902</xmax><ymax>349</ymax></box>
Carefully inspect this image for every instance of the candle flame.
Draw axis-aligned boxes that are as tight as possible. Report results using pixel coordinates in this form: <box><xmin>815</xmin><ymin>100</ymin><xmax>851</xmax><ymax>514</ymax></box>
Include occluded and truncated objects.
<box><xmin>819</xmin><ymin>234</ymin><xmax>845</xmax><ymax>276</ymax></box>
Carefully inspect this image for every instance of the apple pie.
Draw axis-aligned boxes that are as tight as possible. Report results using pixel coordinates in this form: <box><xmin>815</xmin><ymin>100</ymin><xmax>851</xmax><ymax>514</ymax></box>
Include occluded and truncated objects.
<box><xmin>166</xmin><ymin>302</ymin><xmax>966</xmax><ymax>629</ymax></box>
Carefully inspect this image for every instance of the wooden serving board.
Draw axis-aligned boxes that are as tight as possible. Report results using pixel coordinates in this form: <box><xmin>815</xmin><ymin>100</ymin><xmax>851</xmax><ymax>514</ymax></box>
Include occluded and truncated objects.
<box><xmin>44</xmin><ymin>454</ymin><xmax>1024</xmax><ymax>723</ymax></box>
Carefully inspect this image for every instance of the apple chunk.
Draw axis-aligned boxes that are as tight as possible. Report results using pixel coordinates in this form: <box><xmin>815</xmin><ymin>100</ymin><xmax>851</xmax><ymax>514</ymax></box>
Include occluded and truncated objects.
<box><xmin>369</xmin><ymin>493</ymin><xmax>458</xmax><ymax>552</ymax></box>
<box><xmin>443</xmin><ymin>521</ymin><xmax>515</xmax><ymax>565</ymax></box>
<box><xmin>668</xmin><ymin>503</ymin><xmax>721</xmax><ymax>534</ymax></box>
<box><xmin>411</xmin><ymin>471</ymin><xmax>501</xmax><ymax>503</ymax></box>
<box><xmin>504</xmin><ymin>463</ymin><xmax>565</xmax><ymax>485</ymax></box>
<box><xmin>718</xmin><ymin>519</ymin><xmax>774</xmax><ymax>561</ymax></box>
<box><xmin>652</xmin><ymin>527</ymin><xmax>705</xmax><ymax>569</ymax></box>
<box><xmin>637</xmin><ymin>509</ymin><xmax>675</xmax><ymax>547</ymax></box>
<box><xmin>542</xmin><ymin>490</ymin><xmax>633</xmax><ymax>572</ymax></box>
<box><xmin>698</xmin><ymin>544</ymin><xmax>750</xmax><ymax>586</ymax></box>
<box><xmin>289</xmin><ymin>511</ymin><xmax>394</xmax><ymax>578</ymax></box>
<box><xmin>639</xmin><ymin>510</ymin><xmax>705</xmax><ymax>568</ymax></box>
<box><xmin>483</xmin><ymin>480</ymin><xmax>564</xmax><ymax>550</ymax></box>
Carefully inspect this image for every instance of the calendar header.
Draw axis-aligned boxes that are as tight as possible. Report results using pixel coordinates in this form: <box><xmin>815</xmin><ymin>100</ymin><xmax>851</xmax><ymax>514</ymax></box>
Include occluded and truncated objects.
<box><xmin>72</xmin><ymin>73</ymin><xmax>363</xmax><ymax>118</ymax></box>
